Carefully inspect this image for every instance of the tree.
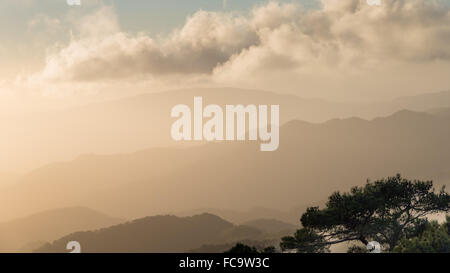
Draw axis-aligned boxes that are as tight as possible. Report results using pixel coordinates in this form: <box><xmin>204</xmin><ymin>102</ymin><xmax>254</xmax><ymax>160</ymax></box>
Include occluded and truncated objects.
<box><xmin>280</xmin><ymin>228</ymin><xmax>330</xmax><ymax>253</ymax></box>
<box><xmin>281</xmin><ymin>174</ymin><xmax>450</xmax><ymax>252</ymax></box>
<box><xmin>225</xmin><ymin>243</ymin><xmax>277</xmax><ymax>253</ymax></box>
<box><xmin>393</xmin><ymin>216</ymin><xmax>449</xmax><ymax>253</ymax></box>
<box><xmin>346</xmin><ymin>245</ymin><xmax>369</xmax><ymax>253</ymax></box>
<box><xmin>225</xmin><ymin>243</ymin><xmax>260</xmax><ymax>253</ymax></box>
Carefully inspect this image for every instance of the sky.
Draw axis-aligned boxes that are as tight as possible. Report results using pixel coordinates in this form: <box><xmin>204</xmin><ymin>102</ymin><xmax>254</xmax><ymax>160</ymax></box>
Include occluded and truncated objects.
<box><xmin>0</xmin><ymin>0</ymin><xmax>318</xmax><ymax>76</ymax></box>
<box><xmin>1</xmin><ymin>0</ymin><xmax>450</xmax><ymax>113</ymax></box>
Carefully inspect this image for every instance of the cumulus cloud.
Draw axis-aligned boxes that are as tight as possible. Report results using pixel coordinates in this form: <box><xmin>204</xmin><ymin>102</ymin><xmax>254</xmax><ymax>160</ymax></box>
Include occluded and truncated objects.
<box><xmin>28</xmin><ymin>0</ymin><xmax>450</xmax><ymax>99</ymax></box>
<box><xmin>218</xmin><ymin>0</ymin><xmax>450</xmax><ymax>75</ymax></box>
<box><xmin>38</xmin><ymin>6</ymin><xmax>257</xmax><ymax>82</ymax></box>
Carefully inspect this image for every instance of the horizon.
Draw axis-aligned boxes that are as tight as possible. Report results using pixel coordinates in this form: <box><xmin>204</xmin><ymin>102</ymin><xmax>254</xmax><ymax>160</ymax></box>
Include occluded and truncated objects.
<box><xmin>0</xmin><ymin>0</ymin><xmax>449</xmax><ymax>257</ymax></box>
<box><xmin>2</xmin><ymin>0</ymin><xmax>450</xmax><ymax>112</ymax></box>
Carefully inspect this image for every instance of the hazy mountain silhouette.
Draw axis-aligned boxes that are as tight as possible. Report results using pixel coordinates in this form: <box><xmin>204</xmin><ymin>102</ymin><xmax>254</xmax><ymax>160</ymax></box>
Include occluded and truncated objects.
<box><xmin>35</xmin><ymin>213</ymin><xmax>272</xmax><ymax>253</ymax></box>
<box><xmin>3</xmin><ymin>88</ymin><xmax>450</xmax><ymax>172</ymax></box>
<box><xmin>0</xmin><ymin>88</ymin><xmax>338</xmax><ymax>172</ymax></box>
<box><xmin>427</xmin><ymin>107</ymin><xmax>450</xmax><ymax>118</ymax></box>
<box><xmin>0</xmin><ymin>207</ymin><xmax>123</xmax><ymax>252</ymax></box>
<box><xmin>1</xmin><ymin>109</ymin><xmax>449</xmax><ymax>222</ymax></box>
<box><xmin>17</xmin><ymin>240</ymin><xmax>47</xmax><ymax>253</ymax></box>
<box><xmin>393</xmin><ymin>90</ymin><xmax>450</xmax><ymax>111</ymax></box>
<box><xmin>176</xmin><ymin>207</ymin><xmax>308</xmax><ymax>225</ymax></box>
<box><xmin>241</xmin><ymin>219</ymin><xmax>297</xmax><ymax>234</ymax></box>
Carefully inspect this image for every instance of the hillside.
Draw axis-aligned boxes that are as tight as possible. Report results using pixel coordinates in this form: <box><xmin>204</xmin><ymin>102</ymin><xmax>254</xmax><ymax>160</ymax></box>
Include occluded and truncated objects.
<box><xmin>0</xmin><ymin>88</ymin><xmax>337</xmax><ymax>172</ymax></box>
<box><xmin>35</xmin><ymin>214</ymin><xmax>268</xmax><ymax>253</ymax></box>
<box><xmin>0</xmin><ymin>207</ymin><xmax>123</xmax><ymax>252</ymax></box>
<box><xmin>176</xmin><ymin>207</ymin><xmax>308</xmax><ymax>225</ymax></box>
<box><xmin>241</xmin><ymin>219</ymin><xmax>297</xmax><ymax>234</ymax></box>
<box><xmin>427</xmin><ymin>107</ymin><xmax>450</xmax><ymax>118</ymax></box>
<box><xmin>3</xmin><ymin>88</ymin><xmax>450</xmax><ymax>172</ymax></box>
<box><xmin>1</xmin><ymin>109</ymin><xmax>449</xmax><ymax>222</ymax></box>
<box><xmin>393</xmin><ymin>90</ymin><xmax>450</xmax><ymax>112</ymax></box>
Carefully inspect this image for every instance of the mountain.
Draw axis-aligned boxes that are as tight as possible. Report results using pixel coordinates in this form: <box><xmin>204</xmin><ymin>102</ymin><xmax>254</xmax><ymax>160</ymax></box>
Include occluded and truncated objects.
<box><xmin>0</xmin><ymin>88</ymin><xmax>339</xmax><ymax>172</ymax></box>
<box><xmin>0</xmin><ymin>207</ymin><xmax>124</xmax><ymax>252</ymax></box>
<box><xmin>241</xmin><ymin>219</ymin><xmax>297</xmax><ymax>234</ymax></box>
<box><xmin>1</xmin><ymin>109</ymin><xmax>449</xmax><ymax>222</ymax></box>
<box><xmin>427</xmin><ymin>107</ymin><xmax>450</xmax><ymax>118</ymax></box>
<box><xmin>3</xmin><ymin>88</ymin><xmax>450</xmax><ymax>173</ymax></box>
<box><xmin>176</xmin><ymin>207</ymin><xmax>308</xmax><ymax>225</ymax></box>
<box><xmin>35</xmin><ymin>213</ymin><xmax>266</xmax><ymax>253</ymax></box>
<box><xmin>392</xmin><ymin>90</ymin><xmax>450</xmax><ymax>111</ymax></box>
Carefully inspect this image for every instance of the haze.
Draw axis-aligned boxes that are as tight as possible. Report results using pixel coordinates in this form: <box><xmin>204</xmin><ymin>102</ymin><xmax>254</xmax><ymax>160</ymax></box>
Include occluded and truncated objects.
<box><xmin>0</xmin><ymin>0</ymin><xmax>449</xmax><ymax>253</ymax></box>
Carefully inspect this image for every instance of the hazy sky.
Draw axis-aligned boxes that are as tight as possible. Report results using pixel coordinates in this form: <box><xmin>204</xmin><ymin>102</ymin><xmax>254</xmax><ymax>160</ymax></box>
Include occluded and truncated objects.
<box><xmin>1</xmin><ymin>0</ymin><xmax>450</xmax><ymax>113</ymax></box>
<box><xmin>0</xmin><ymin>0</ymin><xmax>318</xmax><ymax>75</ymax></box>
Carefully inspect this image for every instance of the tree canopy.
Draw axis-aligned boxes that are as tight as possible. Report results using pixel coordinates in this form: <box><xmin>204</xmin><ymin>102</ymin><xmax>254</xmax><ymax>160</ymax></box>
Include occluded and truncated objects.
<box><xmin>281</xmin><ymin>174</ymin><xmax>450</xmax><ymax>252</ymax></box>
<box><xmin>225</xmin><ymin>243</ymin><xmax>277</xmax><ymax>254</ymax></box>
<box><xmin>393</xmin><ymin>216</ymin><xmax>449</xmax><ymax>253</ymax></box>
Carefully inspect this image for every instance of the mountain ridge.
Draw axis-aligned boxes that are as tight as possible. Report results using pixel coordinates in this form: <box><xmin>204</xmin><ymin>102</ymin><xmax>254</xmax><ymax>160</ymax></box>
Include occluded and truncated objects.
<box><xmin>3</xmin><ymin>87</ymin><xmax>450</xmax><ymax>173</ymax></box>
<box><xmin>1</xmin><ymin>109</ymin><xmax>449</xmax><ymax>221</ymax></box>
<box><xmin>0</xmin><ymin>207</ymin><xmax>124</xmax><ymax>252</ymax></box>
<box><xmin>35</xmin><ymin>213</ymin><xmax>273</xmax><ymax>253</ymax></box>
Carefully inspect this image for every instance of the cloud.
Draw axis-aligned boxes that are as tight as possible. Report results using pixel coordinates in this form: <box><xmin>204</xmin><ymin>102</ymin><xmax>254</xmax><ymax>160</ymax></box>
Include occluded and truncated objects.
<box><xmin>73</xmin><ymin>6</ymin><xmax>120</xmax><ymax>38</ymax></box>
<box><xmin>23</xmin><ymin>0</ymin><xmax>450</xmax><ymax>100</ymax></box>
<box><xmin>36</xmin><ymin>1</ymin><xmax>450</xmax><ymax>81</ymax></box>
<box><xmin>219</xmin><ymin>0</ymin><xmax>450</xmax><ymax>73</ymax></box>
<box><xmin>38</xmin><ymin>6</ymin><xmax>257</xmax><ymax>82</ymax></box>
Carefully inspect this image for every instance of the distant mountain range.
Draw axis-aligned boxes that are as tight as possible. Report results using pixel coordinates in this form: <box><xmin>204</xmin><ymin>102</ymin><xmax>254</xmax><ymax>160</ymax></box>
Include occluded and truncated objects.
<box><xmin>176</xmin><ymin>207</ymin><xmax>310</xmax><ymax>225</ymax></box>
<box><xmin>1</xmin><ymin>108</ymin><xmax>449</xmax><ymax>222</ymax></box>
<box><xmin>241</xmin><ymin>219</ymin><xmax>297</xmax><ymax>234</ymax></box>
<box><xmin>35</xmin><ymin>213</ymin><xmax>293</xmax><ymax>253</ymax></box>
<box><xmin>393</xmin><ymin>90</ymin><xmax>450</xmax><ymax>111</ymax></box>
<box><xmin>427</xmin><ymin>107</ymin><xmax>450</xmax><ymax>117</ymax></box>
<box><xmin>0</xmin><ymin>207</ymin><xmax>123</xmax><ymax>252</ymax></box>
<box><xmin>2</xmin><ymin>88</ymin><xmax>450</xmax><ymax>172</ymax></box>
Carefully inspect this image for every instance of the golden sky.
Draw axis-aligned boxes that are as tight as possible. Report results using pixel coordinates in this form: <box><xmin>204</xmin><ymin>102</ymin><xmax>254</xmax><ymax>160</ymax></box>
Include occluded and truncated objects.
<box><xmin>1</xmin><ymin>0</ymin><xmax>450</xmax><ymax>113</ymax></box>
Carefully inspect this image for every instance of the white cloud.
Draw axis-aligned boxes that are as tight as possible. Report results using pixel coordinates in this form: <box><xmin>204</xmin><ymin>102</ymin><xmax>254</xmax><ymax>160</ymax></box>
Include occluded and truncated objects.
<box><xmin>37</xmin><ymin>7</ymin><xmax>257</xmax><ymax>82</ymax></box>
<box><xmin>21</xmin><ymin>0</ymin><xmax>450</xmax><ymax>100</ymax></box>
